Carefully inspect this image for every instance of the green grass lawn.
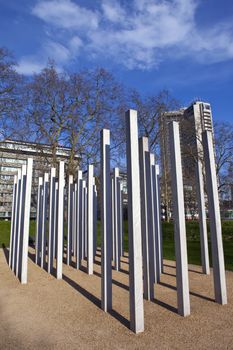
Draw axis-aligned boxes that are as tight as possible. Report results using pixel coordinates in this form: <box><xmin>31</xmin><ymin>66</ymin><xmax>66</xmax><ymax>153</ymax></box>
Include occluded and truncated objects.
<box><xmin>1</xmin><ymin>219</ymin><xmax>233</xmax><ymax>271</ymax></box>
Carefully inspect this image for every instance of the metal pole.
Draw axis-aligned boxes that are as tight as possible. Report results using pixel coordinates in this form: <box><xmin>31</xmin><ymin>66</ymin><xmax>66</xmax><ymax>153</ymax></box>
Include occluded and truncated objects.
<box><xmin>48</xmin><ymin>168</ymin><xmax>56</xmax><ymax>273</ymax></box>
<box><xmin>100</xmin><ymin>129</ymin><xmax>112</xmax><ymax>312</ymax></box>
<box><xmin>67</xmin><ymin>174</ymin><xmax>74</xmax><ymax>265</ymax></box>
<box><xmin>203</xmin><ymin>130</ymin><xmax>227</xmax><ymax>304</ymax></box>
<box><xmin>125</xmin><ymin>109</ymin><xmax>144</xmax><ymax>333</ymax></box>
<box><xmin>56</xmin><ymin>161</ymin><xmax>64</xmax><ymax>280</ymax></box>
<box><xmin>20</xmin><ymin>158</ymin><xmax>33</xmax><ymax>284</ymax></box>
<box><xmin>87</xmin><ymin>164</ymin><xmax>94</xmax><ymax>275</ymax></box>
<box><xmin>169</xmin><ymin>121</ymin><xmax>190</xmax><ymax>317</ymax></box>
<box><xmin>9</xmin><ymin>175</ymin><xmax>17</xmax><ymax>268</ymax></box>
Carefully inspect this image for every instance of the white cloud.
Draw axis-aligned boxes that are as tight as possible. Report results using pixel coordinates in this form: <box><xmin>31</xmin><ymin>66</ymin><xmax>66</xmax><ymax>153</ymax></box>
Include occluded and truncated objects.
<box><xmin>189</xmin><ymin>24</ymin><xmax>233</xmax><ymax>63</ymax></box>
<box><xmin>101</xmin><ymin>0</ymin><xmax>126</xmax><ymax>23</ymax></box>
<box><xmin>69</xmin><ymin>36</ymin><xmax>83</xmax><ymax>52</ymax></box>
<box><xmin>32</xmin><ymin>0</ymin><xmax>99</xmax><ymax>30</ymax></box>
<box><xmin>17</xmin><ymin>58</ymin><xmax>45</xmax><ymax>75</ymax></box>
<box><xmin>44</xmin><ymin>41</ymin><xmax>71</xmax><ymax>63</ymax></box>
<box><xmin>25</xmin><ymin>0</ymin><xmax>233</xmax><ymax>71</ymax></box>
<box><xmin>16</xmin><ymin>41</ymin><xmax>70</xmax><ymax>75</ymax></box>
<box><xmin>84</xmin><ymin>0</ymin><xmax>198</xmax><ymax>68</ymax></box>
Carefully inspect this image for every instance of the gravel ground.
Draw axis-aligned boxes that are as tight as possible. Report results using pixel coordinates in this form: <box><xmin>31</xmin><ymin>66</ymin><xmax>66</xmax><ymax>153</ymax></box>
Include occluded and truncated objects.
<box><xmin>0</xmin><ymin>247</ymin><xmax>232</xmax><ymax>350</ymax></box>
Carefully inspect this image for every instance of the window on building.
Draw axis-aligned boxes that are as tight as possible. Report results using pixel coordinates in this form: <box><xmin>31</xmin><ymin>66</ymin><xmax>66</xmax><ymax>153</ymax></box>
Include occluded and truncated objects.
<box><xmin>0</xmin><ymin>174</ymin><xmax>13</xmax><ymax>180</ymax></box>
<box><xmin>0</xmin><ymin>166</ymin><xmax>18</xmax><ymax>172</ymax></box>
<box><xmin>0</xmin><ymin>158</ymin><xmax>26</xmax><ymax>164</ymax></box>
<box><xmin>204</xmin><ymin>104</ymin><xmax>211</xmax><ymax>110</ymax></box>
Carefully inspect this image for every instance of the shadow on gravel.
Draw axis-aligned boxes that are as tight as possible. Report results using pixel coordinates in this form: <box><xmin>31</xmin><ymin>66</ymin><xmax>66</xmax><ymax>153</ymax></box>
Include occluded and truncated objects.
<box><xmin>163</xmin><ymin>263</ymin><xmax>176</xmax><ymax>270</ymax></box>
<box><xmin>28</xmin><ymin>250</ymin><xmax>36</xmax><ymax>263</ymax></box>
<box><xmin>162</xmin><ymin>271</ymin><xmax>176</xmax><ymax>278</ymax></box>
<box><xmin>188</xmin><ymin>268</ymin><xmax>203</xmax><ymax>275</ymax></box>
<box><xmin>93</xmin><ymin>270</ymin><xmax>129</xmax><ymax>291</ymax></box>
<box><xmin>119</xmin><ymin>268</ymin><xmax>129</xmax><ymax>275</ymax></box>
<box><xmin>153</xmin><ymin>299</ymin><xmax>178</xmax><ymax>314</ymax></box>
<box><xmin>159</xmin><ymin>281</ymin><xmax>215</xmax><ymax>303</ymax></box>
<box><xmin>62</xmin><ymin>273</ymin><xmax>130</xmax><ymax>330</ymax></box>
<box><xmin>163</xmin><ymin>262</ymin><xmax>203</xmax><ymax>275</ymax></box>
<box><xmin>2</xmin><ymin>244</ymin><xmax>9</xmax><ymax>264</ymax></box>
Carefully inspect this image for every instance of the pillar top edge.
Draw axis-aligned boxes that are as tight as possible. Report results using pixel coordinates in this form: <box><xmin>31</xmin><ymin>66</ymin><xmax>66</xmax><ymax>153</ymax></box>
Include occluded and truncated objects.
<box><xmin>101</xmin><ymin>128</ymin><xmax>110</xmax><ymax>143</ymax></box>
<box><xmin>139</xmin><ymin>136</ymin><xmax>149</xmax><ymax>148</ymax></box>
<box><xmin>27</xmin><ymin>158</ymin><xmax>33</xmax><ymax>164</ymax></box>
<box><xmin>126</xmin><ymin>108</ymin><xmax>137</xmax><ymax>113</ymax></box>
<box><xmin>50</xmin><ymin>167</ymin><xmax>56</xmax><ymax>175</ymax></box>
<box><xmin>101</xmin><ymin>128</ymin><xmax>110</xmax><ymax>133</ymax></box>
<box><xmin>114</xmin><ymin>167</ymin><xmax>120</xmax><ymax>176</ymax></box>
<box><xmin>150</xmin><ymin>153</ymin><xmax>155</xmax><ymax>164</ymax></box>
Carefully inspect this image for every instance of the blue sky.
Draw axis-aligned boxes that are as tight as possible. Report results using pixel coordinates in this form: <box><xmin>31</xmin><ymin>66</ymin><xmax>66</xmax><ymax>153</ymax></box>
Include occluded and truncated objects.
<box><xmin>0</xmin><ymin>0</ymin><xmax>233</xmax><ymax>123</ymax></box>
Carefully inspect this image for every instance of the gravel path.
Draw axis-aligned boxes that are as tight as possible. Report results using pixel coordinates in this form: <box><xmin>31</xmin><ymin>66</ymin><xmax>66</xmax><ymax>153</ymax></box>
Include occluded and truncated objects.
<box><xmin>0</xmin><ymin>248</ymin><xmax>232</xmax><ymax>350</ymax></box>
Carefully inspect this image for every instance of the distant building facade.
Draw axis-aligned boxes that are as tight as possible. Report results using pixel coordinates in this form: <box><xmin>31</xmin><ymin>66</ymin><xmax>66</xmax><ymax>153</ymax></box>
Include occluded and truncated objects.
<box><xmin>159</xmin><ymin>108</ymin><xmax>185</xmax><ymax>219</ymax></box>
<box><xmin>159</xmin><ymin>101</ymin><xmax>214</xmax><ymax>219</ymax></box>
<box><xmin>0</xmin><ymin>140</ymin><xmax>78</xmax><ymax>219</ymax></box>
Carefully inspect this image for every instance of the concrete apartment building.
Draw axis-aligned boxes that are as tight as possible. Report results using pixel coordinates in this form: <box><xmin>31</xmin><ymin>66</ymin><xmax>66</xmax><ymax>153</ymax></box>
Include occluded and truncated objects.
<box><xmin>159</xmin><ymin>108</ymin><xmax>185</xmax><ymax>219</ymax></box>
<box><xmin>159</xmin><ymin>101</ymin><xmax>214</xmax><ymax>219</ymax></box>
<box><xmin>0</xmin><ymin>140</ymin><xmax>78</xmax><ymax>219</ymax></box>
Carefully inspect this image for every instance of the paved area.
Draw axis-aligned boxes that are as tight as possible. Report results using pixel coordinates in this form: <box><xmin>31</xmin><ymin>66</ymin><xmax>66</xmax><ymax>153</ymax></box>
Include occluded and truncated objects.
<box><xmin>0</xmin><ymin>247</ymin><xmax>233</xmax><ymax>349</ymax></box>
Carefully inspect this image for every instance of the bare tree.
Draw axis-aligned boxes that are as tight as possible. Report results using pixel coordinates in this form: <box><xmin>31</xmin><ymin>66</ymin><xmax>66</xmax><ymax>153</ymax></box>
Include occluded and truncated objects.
<box><xmin>23</xmin><ymin>63</ymin><xmax>126</xmax><ymax>174</ymax></box>
<box><xmin>23</xmin><ymin>62</ymin><xmax>71</xmax><ymax>166</ymax></box>
<box><xmin>0</xmin><ymin>47</ymin><xmax>24</xmax><ymax>140</ymax></box>
<box><xmin>131</xmin><ymin>89</ymin><xmax>179</xmax><ymax>157</ymax></box>
<box><xmin>130</xmin><ymin>90</ymin><xmax>179</xmax><ymax>221</ymax></box>
<box><xmin>180</xmin><ymin>117</ymin><xmax>233</xmax><ymax>216</ymax></box>
<box><xmin>182</xmin><ymin>119</ymin><xmax>233</xmax><ymax>191</ymax></box>
<box><xmin>214</xmin><ymin>121</ymin><xmax>233</xmax><ymax>193</ymax></box>
<box><xmin>64</xmin><ymin>68</ymin><xmax>126</xmax><ymax>174</ymax></box>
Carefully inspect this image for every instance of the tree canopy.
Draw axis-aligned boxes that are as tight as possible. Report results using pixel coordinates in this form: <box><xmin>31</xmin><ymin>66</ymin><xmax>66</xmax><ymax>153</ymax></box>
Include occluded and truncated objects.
<box><xmin>0</xmin><ymin>45</ymin><xmax>232</xmax><ymax>195</ymax></box>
